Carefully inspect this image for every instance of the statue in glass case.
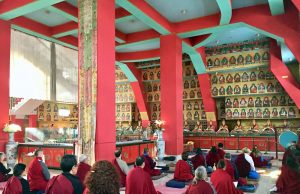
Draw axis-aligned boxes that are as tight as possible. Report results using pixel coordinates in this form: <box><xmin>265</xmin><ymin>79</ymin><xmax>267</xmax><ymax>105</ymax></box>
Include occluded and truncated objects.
<box><xmin>226</xmin><ymin>109</ymin><xmax>232</xmax><ymax>118</ymax></box>
<box><xmin>233</xmin><ymin>98</ymin><xmax>239</xmax><ymax>108</ymax></box>
<box><xmin>279</xmin><ymin>96</ymin><xmax>287</xmax><ymax>106</ymax></box>
<box><xmin>237</xmin><ymin>55</ymin><xmax>244</xmax><ymax>64</ymax></box>
<box><xmin>212</xmin><ymin>87</ymin><xmax>218</xmax><ymax>96</ymax></box>
<box><xmin>229</xmin><ymin>56</ymin><xmax>236</xmax><ymax>65</ymax></box>
<box><xmin>242</xmin><ymin>84</ymin><xmax>249</xmax><ymax>94</ymax></box>
<box><xmin>212</xmin><ymin>75</ymin><xmax>218</xmax><ymax>84</ymax></box>
<box><xmin>245</xmin><ymin>54</ymin><xmax>252</xmax><ymax>64</ymax></box>
<box><xmin>219</xmin><ymin>74</ymin><xmax>225</xmax><ymax>84</ymax></box>
<box><xmin>271</xmin><ymin>96</ymin><xmax>279</xmax><ymax>106</ymax></box>
<box><xmin>233</xmin><ymin>109</ymin><xmax>239</xmax><ymax>118</ymax></box>
<box><xmin>272</xmin><ymin>108</ymin><xmax>278</xmax><ymax>118</ymax></box>
<box><xmin>217</xmin><ymin>119</ymin><xmax>229</xmax><ymax>133</ymax></box>
<box><xmin>258</xmin><ymin>71</ymin><xmax>265</xmax><ymax>80</ymax></box>
<box><xmin>249</xmin><ymin>119</ymin><xmax>259</xmax><ymax>133</ymax></box>
<box><xmin>241</xmin><ymin>109</ymin><xmax>246</xmax><ymax>118</ymax></box>
<box><xmin>226</xmin><ymin>74</ymin><xmax>233</xmax><ymax>83</ymax></box>
<box><xmin>219</xmin><ymin>86</ymin><xmax>225</xmax><ymax>95</ymax></box>
<box><xmin>258</xmin><ymin>83</ymin><xmax>265</xmax><ymax>93</ymax></box>
<box><xmin>232</xmin><ymin>119</ymin><xmax>243</xmax><ymax>133</ymax></box>
<box><xmin>263</xmin><ymin>108</ymin><xmax>270</xmax><ymax>118</ymax></box>
<box><xmin>205</xmin><ymin>120</ymin><xmax>215</xmax><ymax>132</ymax></box>
<box><xmin>256</xmin><ymin>108</ymin><xmax>262</xmax><ymax>118</ymax></box>
<box><xmin>248</xmin><ymin>97</ymin><xmax>254</xmax><ymax>107</ymax></box>
<box><xmin>222</xmin><ymin>57</ymin><xmax>228</xmax><ymax>66</ymax></box>
<box><xmin>288</xmin><ymin>107</ymin><xmax>296</xmax><ymax>118</ymax></box>
<box><xmin>225</xmin><ymin>98</ymin><xmax>232</xmax><ymax>108</ymax></box>
<box><xmin>240</xmin><ymin>98</ymin><xmax>247</xmax><ymax>107</ymax></box>
<box><xmin>190</xmin><ymin>80</ymin><xmax>196</xmax><ymax>88</ymax></box>
<box><xmin>250</xmin><ymin>83</ymin><xmax>257</xmax><ymax>93</ymax></box>
<box><xmin>247</xmin><ymin>109</ymin><xmax>254</xmax><ymax>118</ymax></box>
<box><xmin>263</xmin><ymin>119</ymin><xmax>274</xmax><ymax>133</ymax></box>
<box><xmin>207</xmin><ymin>59</ymin><xmax>213</xmax><ymax>68</ymax></box>
<box><xmin>226</xmin><ymin>85</ymin><xmax>233</xmax><ymax>95</ymax></box>
<box><xmin>183</xmin><ymin>91</ymin><xmax>188</xmax><ymax>99</ymax></box>
<box><xmin>234</xmin><ymin>73</ymin><xmax>241</xmax><ymax>82</ymax></box>
<box><xmin>234</xmin><ymin>85</ymin><xmax>241</xmax><ymax>94</ymax></box>
<box><xmin>267</xmin><ymin>83</ymin><xmax>275</xmax><ymax>93</ymax></box>
<box><xmin>255</xmin><ymin>97</ymin><xmax>262</xmax><ymax>107</ymax></box>
<box><xmin>184</xmin><ymin>80</ymin><xmax>190</xmax><ymax>89</ymax></box>
<box><xmin>279</xmin><ymin>107</ymin><xmax>287</xmax><ymax>117</ymax></box>
<box><xmin>263</xmin><ymin>97</ymin><xmax>270</xmax><ymax>107</ymax></box>
<box><xmin>250</xmin><ymin>72</ymin><xmax>257</xmax><ymax>81</ymax></box>
<box><xmin>242</xmin><ymin>72</ymin><xmax>249</xmax><ymax>82</ymax></box>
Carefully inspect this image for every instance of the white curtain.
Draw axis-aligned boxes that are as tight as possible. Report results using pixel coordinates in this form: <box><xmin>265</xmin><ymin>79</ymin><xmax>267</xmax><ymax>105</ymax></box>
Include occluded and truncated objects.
<box><xmin>55</xmin><ymin>44</ymin><xmax>78</xmax><ymax>103</ymax></box>
<box><xmin>10</xmin><ymin>30</ymin><xmax>51</xmax><ymax>100</ymax></box>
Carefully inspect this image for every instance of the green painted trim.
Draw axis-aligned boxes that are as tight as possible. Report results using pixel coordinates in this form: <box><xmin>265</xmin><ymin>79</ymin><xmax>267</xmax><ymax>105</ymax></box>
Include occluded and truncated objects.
<box><xmin>0</xmin><ymin>0</ymin><xmax>65</xmax><ymax>20</ymax></box>
<box><xmin>268</xmin><ymin>0</ymin><xmax>285</xmax><ymax>16</ymax></box>
<box><xmin>46</xmin><ymin>6</ymin><xmax>78</xmax><ymax>22</ymax></box>
<box><xmin>116</xmin><ymin>15</ymin><xmax>136</xmax><ymax>24</ymax></box>
<box><xmin>116</xmin><ymin>38</ymin><xmax>159</xmax><ymax>50</ymax></box>
<box><xmin>136</xmin><ymin>63</ymin><xmax>160</xmax><ymax>69</ymax></box>
<box><xmin>116</xmin><ymin>61</ymin><xmax>138</xmax><ymax>82</ymax></box>
<box><xmin>119</xmin><ymin>57</ymin><xmax>160</xmax><ymax>63</ymax></box>
<box><xmin>206</xmin><ymin>64</ymin><xmax>269</xmax><ymax>74</ymax></box>
<box><xmin>115</xmin><ymin>37</ymin><xmax>126</xmax><ymax>44</ymax></box>
<box><xmin>216</xmin><ymin>0</ymin><xmax>232</xmax><ymax>25</ymax></box>
<box><xmin>193</xmin><ymin>32</ymin><xmax>220</xmax><ymax>49</ymax></box>
<box><xmin>12</xmin><ymin>25</ymin><xmax>78</xmax><ymax>50</ymax></box>
<box><xmin>52</xmin><ymin>29</ymin><xmax>78</xmax><ymax>38</ymax></box>
<box><xmin>182</xmin><ymin>42</ymin><xmax>206</xmax><ymax>74</ymax></box>
<box><xmin>116</xmin><ymin>0</ymin><xmax>170</xmax><ymax>35</ymax></box>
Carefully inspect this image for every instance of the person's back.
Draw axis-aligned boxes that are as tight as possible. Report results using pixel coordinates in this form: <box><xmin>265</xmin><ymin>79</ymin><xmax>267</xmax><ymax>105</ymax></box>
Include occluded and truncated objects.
<box><xmin>45</xmin><ymin>154</ymin><xmax>83</xmax><ymax>194</ymax></box>
<box><xmin>3</xmin><ymin>163</ymin><xmax>30</xmax><ymax>194</ymax></box>
<box><xmin>206</xmin><ymin>146</ymin><xmax>220</xmax><ymax>167</ymax></box>
<box><xmin>211</xmin><ymin>160</ymin><xmax>243</xmax><ymax>194</ymax></box>
<box><xmin>142</xmin><ymin>148</ymin><xmax>161</xmax><ymax>176</ymax></box>
<box><xmin>235</xmin><ymin>153</ymin><xmax>250</xmax><ymax>178</ymax></box>
<box><xmin>27</xmin><ymin>149</ymin><xmax>50</xmax><ymax>192</ymax></box>
<box><xmin>112</xmin><ymin>150</ymin><xmax>129</xmax><ymax>187</ymax></box>
<box><xmin>217</xmin><ymin>143</ymin><xmax>225</xmax><ymax>159</ymax></box>
<box><xmin>191</xmin><ymin>148</ymin><xmax>205</xmax><ymax>169</ymax></box>
<box><xmin>126</xmin><ymin>156</ymin><xmax>160</xmax><ymax>194</ymax></box>
<box><xmin>76</xmin><ymin>155</ymin><xmax>91</xmax><ymax>186</ymax></box>
<box><xmin>174</xmin><ymin>152</ymin><xmax>193</xmax><ymax>182</ymax></box>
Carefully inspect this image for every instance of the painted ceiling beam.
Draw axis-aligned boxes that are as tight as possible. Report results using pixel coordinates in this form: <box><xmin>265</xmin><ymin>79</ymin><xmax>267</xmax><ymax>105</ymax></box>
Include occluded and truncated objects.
<box><xmin>48</xmin><ymin>2</ymin><xmax>78</xmax><ymax>22</ymax></box>
<box><xmin>268</xmin><ymin>0</ymin><xmax>285</xmax><ymax>15</ymax></box>
<box><xmin>116</xmin><ymin>0</ymin><xmax>173</xmax><ymax>35</ymax></box>
<box><xmin>116</xmin><ymin>49</ymin><xmax>160</xmax><ymax>62</ymax></box>
<box><xmin>115</xmin><ymin>7</ymin><xmax>135</xmax><ymax>24</ymax></box>
<box><xmin>291</xmin><ymin>0</ymin><xmax>300</xmax><ymax>12</ymax></box>
<box><xmin>10</xmin><ymin>16</ymin><xmax>77</xmax><ymax>49</ymax></box>
<box><xmin>0</xmin><ymin>0</ymin><xmax>65</xmax><ymax>20</ymax></box>
<box><xmin>115</xmin><ymin>29</ymin><xmax>127</xmax><ymax>44</ymax></box>
<box><xmin>192</xmin><ymin>0</ymin><xmax>232</xmax><ymax>48</ymax></box>
<box><xmin>51</xmin><ymin>21</ymin><xmax>78</xmax><ymax>38</ymax></box>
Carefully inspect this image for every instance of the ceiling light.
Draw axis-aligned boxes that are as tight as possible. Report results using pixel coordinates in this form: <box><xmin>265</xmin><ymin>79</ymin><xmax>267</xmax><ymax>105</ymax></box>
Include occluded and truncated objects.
<box><xmin>282</xmin><ymin>75</ymin><xmax>288</xmax><ymax>79</ymax></box>
<box><xmin>180</xmin><ymin>9</ymin><xmax>187</xmax><ymax>15</ymax></box>
<box><xmin>289</xmin><ymin>58</ymin><xmax>292</xmax><ymax>62</ymax></box>
<box><xmin>256</xmin><ymin>33</ymin><xmax>260</xmax><ymax>37</ymax></box>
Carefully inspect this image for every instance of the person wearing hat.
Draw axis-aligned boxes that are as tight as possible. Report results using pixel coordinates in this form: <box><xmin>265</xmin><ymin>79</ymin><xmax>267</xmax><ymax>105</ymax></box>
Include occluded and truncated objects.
<box><xmin>76</xmin><ymin>154</ymin><xmax>91</xmax><ymax>186</ymax></box>
<box><xmin>235</xmin><ymin>147</ymin><xmax>259</xmax><ymax>180</ymax></box>
<box><xmin>3</xmin><ymin>163</ymin><xmax>30</xmax><ymax>194</ymax></box>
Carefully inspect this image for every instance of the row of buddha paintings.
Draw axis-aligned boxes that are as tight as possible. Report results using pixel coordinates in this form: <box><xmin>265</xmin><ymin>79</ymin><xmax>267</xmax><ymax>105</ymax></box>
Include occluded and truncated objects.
<box><xmin>115</xmin><ymin>70</ymin><xmax>128</xmax><ymax>81</ymax></box>
<box><xmin>183</xmin><ymin>79</ymin><xmax>200</xmax><ymax>89</ymax></box>
<box><xmin>116</xmin><ymin>103</ymin><xmax>131</xmax><ymax>112</ymax></box>
<box><xmin>142</xmin><ymin>69</ymin><xmax>160</xmax><ymax>81</ymax></box>
<box><xmin>206</xmin><ymin>51</ymin><xmax>270</xmax><ymax>68</ymax></box>
<box><xmin>184</xmin><ymin>111</ymin><xmax>207</xmax><ymax>120</ymax></box>
<box><xmin>183</xmin><ymin>90</ymin><xmax>202</xmax><ymax>99</ymax></box>
<box><xmin>183</xmin><ymin>101</ymin><xmax>204</xmax><ymax>111</ymax></box>
<box><xmin>225</xmin><ymin>107</ymin><xmax>298</xmax><ymax>119</ymax></box>
<box><xmin>145</xmin><ymin>83</ymin><xmax>161</xmax><ymax>93</ymax></box>
<box><xmin>116</xmin><ymin>84</ymin><xmax>133</xmax><ymax>93</ymax></box>
<box><xmin>225</xmin><ymin>95</ymin><xmax>295</xmax><ymax>108</ymax></box>
<box><xmin>116</xmin><ymin>112</ymin><xmax>131</xmax><ymax>121</ymax></box>
<box><xmin>38</xmin><ymin>103</ymin><xmax>78</xmax><ymax>114</ymax></box>
<box><xmin>116</xmin><ymin>93</ymin><xmax>135</xmax><ymax>103</ymax></box>
<box><xmin>147</xmin><ymin>93</ymin><xmax>160</xmax><ymax>102</ymax></box>
<box><xmin>151</xmin><ymin>112</ymin><xmax>161</xmax><ymax>121</ymax></box>
<box><xmin>211</xmin><ymin>70</ymin><xmax>275</xmax><ymax>85</ymax></box>
<box><xmin>211</xmin><ymin>81</ymin><xmax>283</xmax><ymax>97</ymax></box>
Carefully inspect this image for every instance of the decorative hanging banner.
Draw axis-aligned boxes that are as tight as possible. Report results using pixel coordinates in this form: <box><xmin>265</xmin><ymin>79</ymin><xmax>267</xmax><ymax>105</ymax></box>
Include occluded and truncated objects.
<box><xmin>78</xmin><ymin>0</ymin><xmax>98</xmax><ymax>163</ymax></box>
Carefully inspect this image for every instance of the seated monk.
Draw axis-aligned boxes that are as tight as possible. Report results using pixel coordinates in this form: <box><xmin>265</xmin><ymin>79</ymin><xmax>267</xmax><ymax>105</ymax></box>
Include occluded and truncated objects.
<box><xmin>224</xmin><ymin>153</ymin><xmax>239</xmax><ymax>181</ymax></box>
<box><xmin>174</xmin><ymin>152</ymin><xmax>194</xmax><ymax>182</ymax></box>
<box><xmin>262</xmin><ymin>119</ymin><xmax>275</xmax><ymax>133</ymax></box>
<box><xmin>185</xmin><ymin>166</ymin><xmax>216</xmax><ymax>194</ymax></box>
<box><xmin>217</xmin><ymin>143</ymin><xmax>226</xmax><ymax>159</ymax></box>
<box><xmin>275</xmin><ymin>145</ymin><xmax>300</xmax><ymax>194</ymax></box>
<box><xmin>27</xmin><ymin>149</ymin><xmax>50</xmax><ymax>193</ymax></box>
<box><xmin>45</xmin><ymin>155</ymin><xmax>83</xmax><ymax>194</ymax></box>
<box><xmin>205</xmin><ymin>120</ymin><xmax>215</xmax><ymax>132</ymax></box>
<box><xmin>3</xmin><ymin>163</ymin><xmax>30</xmax><ymax>194</ymax></box>
<box><xmin>0</xmin><ymin>152</ymin><xmax>12</xmax><ymax>182</ymax></box>
<box><xmin>191</xmin><ymin>148</ymin><xmax>206</xmax><ymax>170</ymax></box>
<box><xmin>217</xmin><ymin>119</ymin><xmax>229</xmax><ymax>133</ymax></box>
<box><xmin>112</xmin><ymin>150</ymin><xmax>129</xmax><ymax>187</ymax></box>
<box><xmin>126</xmin><ymin>156</ymin><xmax>161</xmax><ymax>194</ymax></box>
<box><xmin>231</xmin><ymin>120</ymin><xmax>243</xmax><ymax>133</ymax></box>
<box><xmin>250</xmin><ymin>145</ymin><xmax>271</xmax><ymax>167</ymax></box>
<box><xmin>248</xmin><ymin>119</ymin><xmax>259</xmax><ymax>134</ymax></box>
<box><xmin>206</xmin><ymin>146</ymin><xmax>220</xmax><ymax>167</ymax></box>
<box><xmin>235</xmin><ymin>147</ymin><xmax>259</xmax><ymax>179</ymax></box>
<box><xmin>211</xmin><ymin>160</ymin><xmax>243</xmax><ymax>194</ymax></box>
<box><xmin>141</xmin><ymin>148</ymin><xmax>161</xmax><ymax>176</ymax></box>
<box><xmin>76</xmin><ymin>154</ymin><xmax>91</xmax><ymax>187</ymax></box>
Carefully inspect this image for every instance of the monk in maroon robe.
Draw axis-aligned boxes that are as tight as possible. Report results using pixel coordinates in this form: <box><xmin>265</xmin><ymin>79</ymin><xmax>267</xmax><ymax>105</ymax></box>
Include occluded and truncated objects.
<box><xmin>224</xmin><ymin>154</ymin><xmax>235</xmax><ymax>180</ymax></box>
<box><xmin>27</xmin><ymin>149</ymin><xmax>50</xmax><ymax>192</ymax></box>
<box><xmin>3</xmin><ymin>163</ymin><xmax>30</xmax><ymax>194</ymax></box>
<box><xmin>45</xmin><ymin>155</ymin><xmax>83</xmax><ymax>194</ymax></box>
<box><xmin>211</xmin><ymin>160</ymin><xmax>243</xmax><ymax>194</ymax></box>
<box><xmin>206</xmin><ymin>146</ymin><xmax>220</xmax><ymax>167</ymax></box>
<box><xmin>174</xmin><ymin>152</ymin><xmax>193</xmax><ymax>182</ymax></box>
<box><xmin>185</xmin><ymin>166</ymin><xmax>216</xmax><ymax>194</ymax></box>
<box><xmin>126</xmin><ymin>156</ymin><xmax>161</xmax><ymax>194</ymax></box>
<box><xmin>191</xmin><ymin>148</ymin><xmax>206</xmax><ymax>170</ymax></box>
<box><xmin>112</xmin><ymin>150</ymin><xmax>129</xmax><ymax>187</ymax></box>
<box><xmin>217</xmin><ymin>143</ymin><xmax>226</xmax><ymax>159</ymax></box>
<box><xmin>142</xmin><ymin>148</ymin><xmax>161</xmax><ymax>176</ymax></box>
<box><xmin>275</xmin><ymin>146</ymin><xmax>300</xmax><ymax>194</ymax></box>
<box><xmin>235</xmin><ymin>153</ymin><xmax>251</xmax><ymax>178</ymax></box>
<box><xmin>76</xmin><ymin>154</ymin><xmax>91</xmax><ymax>187</ymax></box>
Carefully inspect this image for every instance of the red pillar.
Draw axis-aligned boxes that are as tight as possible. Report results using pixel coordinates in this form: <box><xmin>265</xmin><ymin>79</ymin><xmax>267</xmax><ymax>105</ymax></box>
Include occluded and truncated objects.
<box><xmin>197</xmin><ymin>47</ymin><xmax>217</xmax><ymax>128</ymax></box>
<box><xmin>0</xmin><ymin>20</ymin><xmax>10</xmax><ymax>151</ymax></box>
<box><xmin>95</xmin><ymin>0</ymin><xmax>116</xmax><ymax>161</ymax></box>
<box><xmin>160</xmin><ymin>34</ymin><xmax>183</xmax><ymax>155</ymax></box>
<box><xmin>127</xmin><ymin>63</ymin><xmax>150</xmax><ymax>128</ymax></box>
<box><xmin>28</xmin><ymin>115</ymin><xmax>37</xmax><ymax>127</ymax></box>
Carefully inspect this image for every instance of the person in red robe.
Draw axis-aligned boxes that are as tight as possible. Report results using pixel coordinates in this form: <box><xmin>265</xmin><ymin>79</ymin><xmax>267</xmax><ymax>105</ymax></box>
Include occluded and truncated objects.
<box><xmin>45</xmin><ymin>154</ymin><xmax>83</xmax><ymax>194</ymax></box>
<box><xmin>141</xmin><ymin>148</ymin><xmax>161</xmax><ymax>176</ymax></box>
<box><xmin>185</xmin><ymin>166</ymin><xmax>216</xmax><ymax>194</ymax></box>
<box><xmin>112</xmin><ymin>149</ymin><xmax>129</xmax><ymax>187</ymax></box>
<box><xmin>224</xmin><ymin>153</ymin><xmax>235</xmax><ymax>180</ymax></box>
<box><xmin>217</xmin><ymin>143</ymin><xmax>226</xmax><ymax>159</ymax></box>
<box><xmin>211</xmin><ymin>160</ymin><xmax>244</xmax><ymax>194</ymax></box>
<box><xmin>206</xmin><ymin>146</ymin><xmax>220</xmax><ymax>167</ymax></box>
<box><xmin>174</xmin><ymin>152</ymin><xmax>194</xmax><ymax>182</ymax></box>
<box><xmin>27</xmin><ymin>149</ymin><xmax>50</xmax><ymax>193</ymax></box>
<box><xmin>3</xmin><ymin>163</ymin><xmax>30</xmax><ymax>194</ymax></box>
<box><xmin>126</xmin><ymin>156</ymin><xmax>161</xmax><ymax>194</ymax></box>
<box><xmin>191</xmin><ymin>148</ymin><xmax>206</xmax><ymax>170</ymax></box>
<box><xmin>250</xmin><ymin>145</ymin><xmax>270</xmax><ymax>167</ymax></box>
<box><xmin>83</xmin><ymin>160</ymin><xmax>120</xmax><ymax>194</ymax></box>
<box><xmin>235</xmin><ymin>152</ymin><xmax>251</xmax><ymax>178</ymax></box>
<box><xmin>275</xmin><ymin>145</ymin><xmax>300</xmax><ymax>194</ymax></box>
<box><xmin>76</xmin><ymin>154</ymin><xmax>91</xmax><ymax>187</ymax></box>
